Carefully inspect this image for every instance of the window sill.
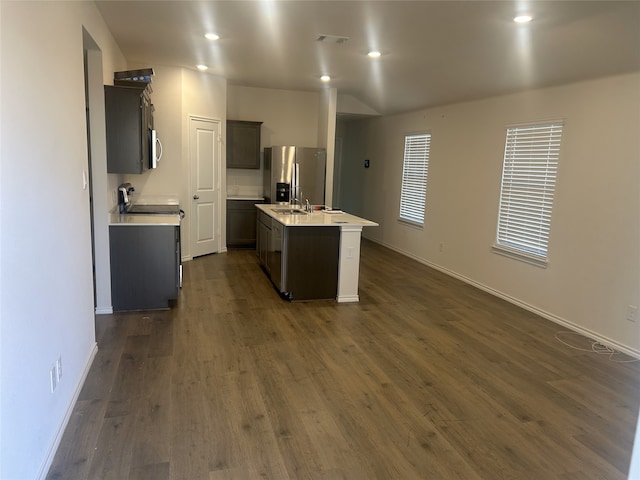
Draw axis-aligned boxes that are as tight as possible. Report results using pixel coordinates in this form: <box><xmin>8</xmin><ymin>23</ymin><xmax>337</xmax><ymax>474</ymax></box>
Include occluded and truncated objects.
<box><xmin>398</xmin><ymin>218</ymin><xmax>424</xmax><ymax>230</ymax></box>
<box><xmin>492</xmin><ymin>244</ymin><xmax>548</xmax><ymax>268</ymax></box>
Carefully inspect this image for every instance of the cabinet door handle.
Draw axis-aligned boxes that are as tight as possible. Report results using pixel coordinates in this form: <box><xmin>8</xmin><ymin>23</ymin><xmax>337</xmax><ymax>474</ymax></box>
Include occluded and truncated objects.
<box><xmin>193</xmin><ymin>194</ymin><xmax>199</xmax><ymax>200</ymax></box>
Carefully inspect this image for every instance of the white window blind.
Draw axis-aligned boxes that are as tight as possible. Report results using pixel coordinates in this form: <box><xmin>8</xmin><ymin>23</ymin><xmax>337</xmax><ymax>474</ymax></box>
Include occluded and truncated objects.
<box><xmin>399</xmin><ymin>133</ymin><xmax>431</xmax><ymax>225</ymax></box>
<box><xmin>494</xmin><ymin>122</ymin><xmax>563</xmax><ymax>265</ymax></box>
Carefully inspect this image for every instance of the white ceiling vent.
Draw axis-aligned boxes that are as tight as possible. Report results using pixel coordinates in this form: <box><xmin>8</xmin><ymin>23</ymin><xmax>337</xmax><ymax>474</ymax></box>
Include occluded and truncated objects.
<box><xmin>316</xmin><ymin>34</ymin><xmax>349</xmax><ymax>45</ymax></box>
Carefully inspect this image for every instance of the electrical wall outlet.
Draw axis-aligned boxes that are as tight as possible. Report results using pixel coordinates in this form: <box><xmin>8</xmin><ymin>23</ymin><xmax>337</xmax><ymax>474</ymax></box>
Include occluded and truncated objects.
<box><xmin>627</xmin><ymin>305</ymin><xmax>638</xmax><ymax>323</ymax></box>
<box><xmin>49</xmin><ymin>357</ymin><xmax>62</xmax><ymax>393</ymax></box>
<box><xmin>56</xmin><ymin>357</ymin><xmax>62</xmax><ymax>383</ymax></box>
<box><xmin>50</xmin><ymin>365</ymin><xmax>57</xmax><ymax>392</ymax></box>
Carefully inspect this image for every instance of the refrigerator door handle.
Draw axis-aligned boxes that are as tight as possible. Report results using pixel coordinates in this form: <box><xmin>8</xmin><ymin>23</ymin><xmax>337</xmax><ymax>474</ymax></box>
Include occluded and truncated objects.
<box><xmin>293</xmin><ymin>162</ymin><xmax>299</xmax><ymax>202</ymax></box>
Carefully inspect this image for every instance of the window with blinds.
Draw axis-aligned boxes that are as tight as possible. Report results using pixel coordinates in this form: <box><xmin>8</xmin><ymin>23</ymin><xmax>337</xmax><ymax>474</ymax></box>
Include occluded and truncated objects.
<box><xmin>399</xmin><ymin>133</ymin><xmax>431</xmax><ymax>225</ymax></box>
<box><xmin>494</xmin><ymin>122</ymin><xmax>564</xmax><ymax>266</ymax></box>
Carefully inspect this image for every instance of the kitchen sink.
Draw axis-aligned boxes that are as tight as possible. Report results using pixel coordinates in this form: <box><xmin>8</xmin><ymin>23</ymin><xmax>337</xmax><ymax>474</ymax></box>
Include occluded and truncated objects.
<box><xmin>273</xmin><ymin>208</ymin><xmax>308</xmax><ymax>215</ymax></box>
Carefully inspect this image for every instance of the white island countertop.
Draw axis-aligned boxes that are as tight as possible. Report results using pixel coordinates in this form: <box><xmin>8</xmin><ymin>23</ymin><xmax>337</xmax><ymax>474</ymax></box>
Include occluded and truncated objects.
<box><xmin>257</xmin><ymin>204</ymin><xmax>378</xmax><ymax>228</ymax></box>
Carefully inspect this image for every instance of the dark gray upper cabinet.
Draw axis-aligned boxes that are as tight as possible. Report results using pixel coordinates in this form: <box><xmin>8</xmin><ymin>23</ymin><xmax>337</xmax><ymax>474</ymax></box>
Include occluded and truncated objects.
<box><xmin>226</xmin><ymin>120</ymin><xmax>262</xmax><ymax>169</ymax></box>
<box><xmin>105</xmin><ymin>84</ymin><xmax>153</xmax><ymax>174</ymax></box>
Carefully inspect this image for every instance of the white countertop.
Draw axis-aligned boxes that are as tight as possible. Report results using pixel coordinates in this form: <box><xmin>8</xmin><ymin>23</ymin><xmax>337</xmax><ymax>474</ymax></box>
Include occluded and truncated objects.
<box><xmin>227</xmin><ymin>196</ymin><xmax>264</xmax><ymax>201</ymax></box>
<box><xmin>110</xmin><ymin>213</ymin><xmax>180</xmax><ymax>226</ymax></box>
<box><xmin>257</xmin><ymin>204</ymin><xmax>378</xmax><ymax>228</ymax></box>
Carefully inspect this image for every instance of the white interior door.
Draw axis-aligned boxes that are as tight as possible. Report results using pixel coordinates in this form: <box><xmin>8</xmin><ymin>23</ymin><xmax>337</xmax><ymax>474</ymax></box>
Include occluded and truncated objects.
<box><xmin>189</xmin><ymin>117</ymin><xmax>220</xmax><ymax>258</ymax></box>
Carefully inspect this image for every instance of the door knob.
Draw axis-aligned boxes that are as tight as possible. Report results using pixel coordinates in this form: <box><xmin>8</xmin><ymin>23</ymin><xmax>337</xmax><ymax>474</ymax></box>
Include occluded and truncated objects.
<box><xmin>193</xmin><ymin>194</ymin><xmax>199</xmax><ymax>200</ymax></box>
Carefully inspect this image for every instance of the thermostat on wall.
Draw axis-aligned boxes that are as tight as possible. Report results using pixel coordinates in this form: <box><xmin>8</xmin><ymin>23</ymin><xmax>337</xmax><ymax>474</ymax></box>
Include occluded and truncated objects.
<box><xmin>364</xmin><ymin>159</ymin><xmax>370</xmax><ymax>168</ymax></box>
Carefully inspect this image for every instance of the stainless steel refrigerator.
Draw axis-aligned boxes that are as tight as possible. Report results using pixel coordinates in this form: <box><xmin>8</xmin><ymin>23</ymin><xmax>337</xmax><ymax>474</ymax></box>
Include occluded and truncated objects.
<box><xmin>263</xmin><ymin>146</ymin><xmax>326</xmax><ymax>205</ymax></box>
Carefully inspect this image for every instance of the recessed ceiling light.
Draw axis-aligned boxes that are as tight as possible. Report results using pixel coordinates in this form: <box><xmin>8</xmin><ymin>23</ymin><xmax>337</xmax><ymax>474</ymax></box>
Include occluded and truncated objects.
<box><xmin>196</xmin><ymin>64</ymin><xmax>208</xmax><ymax>71</ymax></box>
<box><xmin>205</xmin><ymin>33</ymin><xmax>220</xmax><ymax>40</ymax></box>
<box><xmin>320</xmin><ymin>75</ymin><xmax>331</xmax><ymax>82</ymax></box>
<box><xmin>514</xmin><ymin>15</ymin><xmax>533</xmax><ymax>23</ymax></box>
<box><xmin>368</xmin><ymin>51</ymin><xmax>382</xmax><ymax>58</ymax></box>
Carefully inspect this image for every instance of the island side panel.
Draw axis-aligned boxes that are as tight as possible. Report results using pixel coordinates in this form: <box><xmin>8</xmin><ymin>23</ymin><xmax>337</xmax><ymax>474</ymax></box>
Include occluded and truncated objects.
<box><xmin>337</xmin><ymin>225</ymin><xmax>364</xmax><ymax>303</ymax></box>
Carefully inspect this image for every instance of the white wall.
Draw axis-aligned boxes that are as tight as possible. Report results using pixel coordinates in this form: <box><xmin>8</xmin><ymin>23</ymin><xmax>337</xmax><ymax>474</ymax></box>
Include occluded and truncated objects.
<box><xmin>337</xmin><ymin>93</ymin><xmax>380</xmax><ymax>116</ymax></box>
<box><xmin>228</xmin><ymin>85</ymin><xmax>320</xmax><ymax>147</ymax></box>
<box><xmin>120</xmin><ymin>65</ymin><xmax>227</xmax><ymax>259</ymax></box>
<box><xmin>226</xmin><ymin>85</ymin><xmax>321</xmax><ymax>197</ymax></box>
<box><xmin>0</xmin><ymin>1</ymin><xmax>125</xmax><ymax>479</ymax></box>
<box><xmin>340</xmin><ymin>72</ymin><xmax>640</xmax><ymax>355</ymax></box>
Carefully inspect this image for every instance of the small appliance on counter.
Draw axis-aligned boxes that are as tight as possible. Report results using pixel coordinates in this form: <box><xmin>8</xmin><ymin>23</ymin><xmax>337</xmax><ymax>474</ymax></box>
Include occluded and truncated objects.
<box><xmin>118</xmin><ymin>183</ymin><xmax>135</xmax><ymax>213</ymax></box>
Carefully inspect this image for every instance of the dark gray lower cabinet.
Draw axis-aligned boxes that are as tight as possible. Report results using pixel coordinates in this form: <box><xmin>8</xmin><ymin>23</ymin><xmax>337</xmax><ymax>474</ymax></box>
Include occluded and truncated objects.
<box><xmin>110</xmin><ymin>225</ymin><xmax>180</xmax><ymax>311</ymax></box>
<box><xmin>284</xmin><ymin>226</ymin><xmax>339</xmax><ymax>301</ymax></box>
<box><xmin>227</xmin><ymin>199</ymin><xmax>262</xmax><ymax>248</ymax></box>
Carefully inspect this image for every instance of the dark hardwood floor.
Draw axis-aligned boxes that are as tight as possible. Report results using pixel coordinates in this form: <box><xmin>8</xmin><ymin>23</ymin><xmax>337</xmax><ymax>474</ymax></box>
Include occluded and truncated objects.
<box><xmin>47</xmin><ymin>240</ymin><xmax>640</xmax><ymax>479</ymax></box>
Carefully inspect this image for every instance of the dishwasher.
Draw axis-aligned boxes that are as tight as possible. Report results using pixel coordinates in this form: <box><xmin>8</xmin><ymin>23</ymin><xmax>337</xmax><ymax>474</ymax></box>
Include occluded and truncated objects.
<box><xmin>269</xmin><ymin>218</ymin><xmax>284</xmax><ymax>291</ymax></box>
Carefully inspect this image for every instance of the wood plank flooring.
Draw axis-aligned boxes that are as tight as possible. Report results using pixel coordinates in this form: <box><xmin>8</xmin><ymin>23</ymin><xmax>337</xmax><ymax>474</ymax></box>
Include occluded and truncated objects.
<box><xmin>47</xmin><ymin>240</ymin><xmax>640</xmax><ymax>479</ymax></box>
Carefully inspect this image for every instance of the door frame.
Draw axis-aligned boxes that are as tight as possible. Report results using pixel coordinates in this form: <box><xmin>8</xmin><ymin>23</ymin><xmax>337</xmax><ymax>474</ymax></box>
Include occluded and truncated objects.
<box><xmin>187</xmin><ymin>115</ymin><xmax>223</xmax><ymax>258</ymax></box>
<box><xmin>83</xmin><ymin>29</ymin><xmax>112</xmax><ymax>314</ymax></box>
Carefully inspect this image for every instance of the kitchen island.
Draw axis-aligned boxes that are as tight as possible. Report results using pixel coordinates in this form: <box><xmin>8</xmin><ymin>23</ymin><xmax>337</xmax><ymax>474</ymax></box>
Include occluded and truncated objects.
<box><xmin>256</xmin><ymin>204</ymin><xmax>378</xmax><ymax>302</ymax></box>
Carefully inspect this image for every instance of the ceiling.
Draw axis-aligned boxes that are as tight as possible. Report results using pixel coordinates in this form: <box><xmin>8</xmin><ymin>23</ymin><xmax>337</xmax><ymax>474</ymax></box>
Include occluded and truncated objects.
<box><xmin>95</xmin><ymin>0</ymin><xmax>640</xmax><ymax>115</ymax></box>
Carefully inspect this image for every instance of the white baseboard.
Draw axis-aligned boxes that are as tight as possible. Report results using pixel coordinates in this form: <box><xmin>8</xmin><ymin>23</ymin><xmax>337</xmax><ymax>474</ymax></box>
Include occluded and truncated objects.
<box><xmin>36</xmin><ymin>342</ymin><xmax>99</xmax><ymax>480</ymax></box>
<box><xmin>95</xmin><ymin>306</ymin><xmax>113</xmax><ymax>315</ymax></box>
<box><xmin>337</xmin><ymin>294</ymin><xmax>360</xmax><ymax>303</ymax></box>
<box><xmin>363</xmin><ymin>236</ymin><xmax>640</xmax><ymax>360</ymax></box>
